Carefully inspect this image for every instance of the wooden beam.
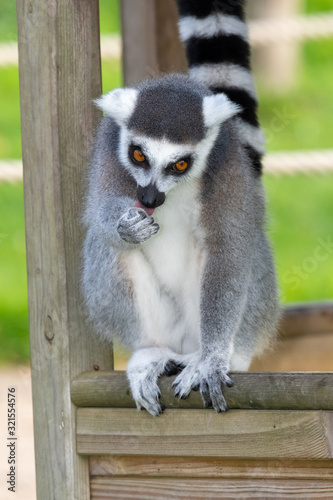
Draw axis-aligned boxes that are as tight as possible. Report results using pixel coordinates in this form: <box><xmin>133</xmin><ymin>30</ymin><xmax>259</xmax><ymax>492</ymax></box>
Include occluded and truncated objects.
<box><xmin>89</xmin><ymin>455</ymin><xmax>333</xmax><ymax>480</ymax></box>
<box><xmin>121</xmin><ymin>0</ymin><xmax>187</xmax><ymax>86</ymax></box>
<box><xmin>71</xmin><ymin>371</ymin><xmax>333</xmax><ymax>410</ymax></box>
<box><xmin>250</xmin><ymin>330</ymin><xmax>333</xmax><ymax>372</ymax></box>
<box><xmin>16</xmin><ymin>0</ymin><xmax>113</xmax><ymax>498</ymax></box>
<box><xmin>77</xmin><ymin>408</ymin><xmax>333</xmax><ymax>459</ymax></box>
<box><xmin>281</xmin><ymin>302</ymin><xmax>333</xmax><ymax>337</ymax></box>
<box><xmin>90</xmin><ymin>476</ymin><xmax>333</xmax><ymax>500</ymax></box>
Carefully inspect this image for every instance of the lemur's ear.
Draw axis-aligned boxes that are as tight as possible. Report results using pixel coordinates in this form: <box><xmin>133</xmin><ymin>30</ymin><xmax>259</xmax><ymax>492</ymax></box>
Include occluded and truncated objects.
<box><xmin>203</xmin><ymin>93</ymin><xmax>241</xmax><ymax>128</ymax></box>
<box><xmin>95</xmin><ymin>88</ymin><xmax>138</xmax><ymax>125</ymax></box>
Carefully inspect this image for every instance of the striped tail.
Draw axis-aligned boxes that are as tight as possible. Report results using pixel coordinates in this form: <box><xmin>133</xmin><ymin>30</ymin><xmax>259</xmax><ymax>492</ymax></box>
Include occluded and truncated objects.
<box><xmin>176</xmin><ymin>0</ymin><xmax>265</xmax><ymax>176</ymax></box>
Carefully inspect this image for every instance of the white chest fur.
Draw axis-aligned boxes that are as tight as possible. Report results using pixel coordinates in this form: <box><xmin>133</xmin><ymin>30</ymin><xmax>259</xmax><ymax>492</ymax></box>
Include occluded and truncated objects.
<box><xmin>122</xmin><ymin>181</ymin><xmax>205</xmax><ymax>354</ymax></box>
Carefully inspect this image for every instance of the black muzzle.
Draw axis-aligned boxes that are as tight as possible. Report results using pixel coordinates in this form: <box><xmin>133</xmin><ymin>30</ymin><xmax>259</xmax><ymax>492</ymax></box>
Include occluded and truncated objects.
<box><xmin>137</xmin><ymin>183</ymin><xmax>166</xmax><ymax>209</ymax></box>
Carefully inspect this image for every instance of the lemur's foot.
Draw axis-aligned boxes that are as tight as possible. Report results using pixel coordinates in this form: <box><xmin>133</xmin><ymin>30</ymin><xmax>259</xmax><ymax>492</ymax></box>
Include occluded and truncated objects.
<box><xmin>162</xmin><ymin>360</ymin><xmax>184</xmax><ymax>377</ymax></box>
<box><xmin>199</xmin><ymin>355</ymin><xmax>234</xmax><ymax>412</ymax></box>
<box><xmin>128</xmin><ymin>368</ymin><xmax>164</xmax><ymax>416</ymax></box>
<box><xmin>127</xmin><ymin>348</ymin><xmax>186</xmax><ymax>416</ymax></box>
<box><xmin>117</xmin><ymin>207</ymin><xmax>159</xmax><ymax>244</ymax></box>
<box><xmin>173</xmin><ymin>353</ymin><xmax>234</xmax><ymax>412</ymax></box>
<box><xmin>172</xmin><ymin>352</ymin><xmax>201</xmax><ymax>400</ymax></box>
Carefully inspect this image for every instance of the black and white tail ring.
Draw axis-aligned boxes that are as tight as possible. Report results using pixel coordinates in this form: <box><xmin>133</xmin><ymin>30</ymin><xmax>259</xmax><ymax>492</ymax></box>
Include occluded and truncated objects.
<box><xmin>177</xmin><ymin>0</ymin><xmax>265</xmax><ymax>176</ymax></box>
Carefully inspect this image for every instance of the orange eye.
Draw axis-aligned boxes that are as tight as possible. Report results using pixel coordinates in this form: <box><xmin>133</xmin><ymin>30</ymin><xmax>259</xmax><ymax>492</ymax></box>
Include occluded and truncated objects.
<box><xmin>132</xmin><ymin>148</ymin><xmax>146</xmax><ymax>163</ymax></box>
<box><xmin>175</xmin><ymin>159</ymin><xmax>188</xmax><ymax>171</ymax></box>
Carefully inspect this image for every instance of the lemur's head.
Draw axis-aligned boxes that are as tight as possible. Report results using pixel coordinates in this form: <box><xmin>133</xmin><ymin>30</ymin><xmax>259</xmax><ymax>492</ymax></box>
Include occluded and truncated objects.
<box><xmin>96</xmin><ymin>74</ymin><xmax>240</xmax><ymax>214</ymax></box>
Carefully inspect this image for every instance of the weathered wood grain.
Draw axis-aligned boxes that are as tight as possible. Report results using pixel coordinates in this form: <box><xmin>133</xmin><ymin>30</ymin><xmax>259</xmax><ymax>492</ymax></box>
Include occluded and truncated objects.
<box><xmin>16</xmin><ymin>0</ymin><xmax>113</xmax><ymax>498</ymax></box>
<box><xmin>90</xmin><ymin>476</ymin><xmax>333</xmax><ymax>499</ymax></box>
<box><xmin>71</xmin><ymin>371</ymin><xmax>333</xmax><ymax>410</ymax></box>
<box><xmin>121</xmin><ymin>0</ymin><xmax>187</xmax><ymax>85</ymax></box>
<box><xmin>154</xmin><ymin>0</ymin><xmax>188</xmax><ymax>74</ymax></box>
<box><xmin>89</xmin><ymin>455</ymin><xmax>333</xmax><ymax>480</ymax></box>
<box><xmin>77</xmin><ymin>408</ymin><xmax>333</xmax><ymax>459</ymax></box>
<box><xmin>281</xmin><ymin>302</ymin><xmax>333</xmax><ymax>338</ymax></box>
<box><xmin>251</xmin><ymin>331</ymin><xmax>333</xmax><ymax>372</ymax></box>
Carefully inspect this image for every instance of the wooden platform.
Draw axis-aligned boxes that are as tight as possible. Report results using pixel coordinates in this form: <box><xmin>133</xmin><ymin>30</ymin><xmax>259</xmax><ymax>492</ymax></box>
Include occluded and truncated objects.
<box><xmin>71</xmin><ymin>371</ymin><xmax>333</xmax><ymax>499</ymax></box>
<box><xmin>84</xmin><ymin>408</ymin><xmax>333</xmax><ymax>498</ymax></box>
<box><xmin>77</xmin><ymin>407</ymin><xmax>333</xmax><ymax>459</ymax></box>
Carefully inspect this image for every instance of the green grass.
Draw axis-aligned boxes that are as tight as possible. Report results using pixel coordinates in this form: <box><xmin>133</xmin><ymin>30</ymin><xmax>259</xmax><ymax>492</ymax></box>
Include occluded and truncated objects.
<box><xmin>264</xmin><ymin>174</ymin><xmax>333</xmax><ymax>303</ymax></box>
<box><xmin>99</xmin><ymin>0</ymin><xmax>121</xmax><ymax>36</ymax></box>
<box><xmin>0</xmin><ymin>66</ymin><xmax>21</xmax><ymax>158</ymax></box>
<box><xmin>102</xmin><ymin>57</ymin><xmax>122</xmax><ymax>91</ymax></box>
<box><xmin>0</xmin><ymin>0</ymin><xmax>333</xmax><ymax>363</ymax></box>
<box><xmin>258</xmin><ymin>38</ymin><xmax>333</xmax><ymax>153</ymax></box>
<box><xmin>306</xmin><ymin>0</ymin><xmax>333</xmax><ymax>13</ymax></box>
<box><xmin>0</xmin><ymin>2</ymin><xmax>17</xmax><ymax>42</ymax></box>
<box><xmin>0</xmin><ymin>183</ymin><xmax>29</xmax><ymax>363</ymax></box>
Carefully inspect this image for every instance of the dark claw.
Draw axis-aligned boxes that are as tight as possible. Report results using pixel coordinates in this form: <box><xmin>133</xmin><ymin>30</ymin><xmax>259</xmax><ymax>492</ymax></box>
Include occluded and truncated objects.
<box><xmin>192</xmin><ymin>384</ymin><xmax>199</xmax><ymax>392</ymax></box>
<box><xmin>200</xmin><ymin>382</ymin><xmax>212</xmax><ymax>408</ymax></box>
<box><xmin>225</xmin><ymin>379</ymin><xmax>234</xmax><ymax>388</ymax></box>
<box><xmin>163</xmin><ymin>361</ymin><xmax>183</xmax><ymax>377</ymax></box>
<box><xmin>204</xmin><ymin>398</ymin><xmax>212</xmax><ymax>408</ymax></box>
<box><xmin>159</xmin><ymin>403</ymin><xmax>166</xmax><ymax>413</ymax></box>
<box><xmin>171</xmin><ymin>380</ymin><xmax>179</xmax><ymax>390</ymax></box>
<box><xmin>215</xmin><ymin>400</ymin><xmax>229</xmax><ymax>413</ymax></box>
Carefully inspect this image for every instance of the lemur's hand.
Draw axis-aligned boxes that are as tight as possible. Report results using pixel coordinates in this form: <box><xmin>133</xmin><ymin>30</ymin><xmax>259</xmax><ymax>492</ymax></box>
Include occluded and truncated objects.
<box><xmin>197</xmin><ymin>355</ymin><xmax>234</xmax><ymax>412</ymax></box>
<box><xmin>127</xmin><ymin>347</ymin><xmax>187</xmax><ymax>416</ymax></box>
<box><xmin>173</xmin><ymin>353</ymin><xmax>234</xmax><ymax>413</ymax></box>
<box><xmin>117</xmin><ymin>207</ymin><xmax>159</xmax><ymax>244</ymax></box>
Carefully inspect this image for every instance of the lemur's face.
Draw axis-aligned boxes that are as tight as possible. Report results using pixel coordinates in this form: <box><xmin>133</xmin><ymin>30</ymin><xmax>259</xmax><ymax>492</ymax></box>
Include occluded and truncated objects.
<box><xmin>119</xmin><ymin>130</ymin><xmax>197</xmax><ymax>209</ymax></box>
<box><xmin>117</xmin><ymin>127</ymin><xmax>221</xmax><ymax>211</ymax></box>
<box><xmin>96</xmin><ymin>76</ymin><xmax>240</xmax><ymax>211</ymax></box>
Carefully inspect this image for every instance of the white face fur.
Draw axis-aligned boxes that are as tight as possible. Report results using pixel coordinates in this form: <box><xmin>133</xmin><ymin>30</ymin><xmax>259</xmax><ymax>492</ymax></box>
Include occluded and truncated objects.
<box><xmin>118</xmin><ymin>127</ymin><xmax>219</xmax><ymax>194</ymax></box>
<box><xmin>96</xmin><ymin>88</ymin><xmax>240</xmax><ymax>196</ymax></box>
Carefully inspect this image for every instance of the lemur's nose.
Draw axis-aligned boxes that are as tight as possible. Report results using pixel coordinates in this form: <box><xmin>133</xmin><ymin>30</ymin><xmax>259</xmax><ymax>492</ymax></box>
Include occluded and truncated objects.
<box><xmin>137</xmin><ymin>183</ymin><xmax>166</xmax><ymax>209</ymax></box>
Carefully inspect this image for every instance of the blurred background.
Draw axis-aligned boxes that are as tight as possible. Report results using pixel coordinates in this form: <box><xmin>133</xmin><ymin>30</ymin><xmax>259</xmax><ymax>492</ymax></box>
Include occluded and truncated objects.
<box><xmin>0</xmin><ymin>1</ymin><xmax>332</xmax><ymax>496</ymax></box>
<box><xmin>1</xmin><ymin>0</ymin><xmax>333</xmax><ymax>369</ymax></box>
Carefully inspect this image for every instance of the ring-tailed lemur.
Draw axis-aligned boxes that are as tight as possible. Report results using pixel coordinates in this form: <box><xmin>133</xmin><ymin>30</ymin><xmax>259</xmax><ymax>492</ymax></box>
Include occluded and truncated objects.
<box><xmin>82</xmin><ymin>0</ymin><xmax>280</xmax><ymax>416</ymax></box>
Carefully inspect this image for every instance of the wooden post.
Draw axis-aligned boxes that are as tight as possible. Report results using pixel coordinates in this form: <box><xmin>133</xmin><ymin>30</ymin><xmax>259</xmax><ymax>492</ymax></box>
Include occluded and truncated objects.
<box><xmin>247</xmin><ymin>0</ymin><xmax>302</xmax><ymax>90</ymax></box>
<box><xmin>16</xmin><ymin>0</ymin><xmax>113</xmax><ymax>498</ymax></box>
<box><xmin>121</xmin><ymin>0</ymin><xmax>187</xmax><ymax>86</ymax></box>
